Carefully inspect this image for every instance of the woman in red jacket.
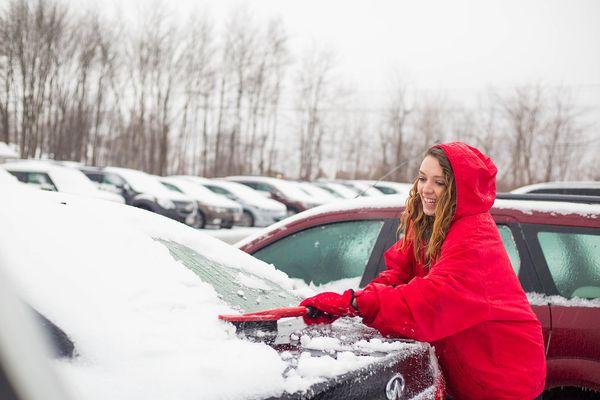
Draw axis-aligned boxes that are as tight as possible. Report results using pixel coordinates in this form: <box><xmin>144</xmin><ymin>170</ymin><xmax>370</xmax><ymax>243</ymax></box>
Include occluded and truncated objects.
<box><xmin>300</xmin><ymin>142</ymin><xmax>546</xmax><ymax>400</ymax></box>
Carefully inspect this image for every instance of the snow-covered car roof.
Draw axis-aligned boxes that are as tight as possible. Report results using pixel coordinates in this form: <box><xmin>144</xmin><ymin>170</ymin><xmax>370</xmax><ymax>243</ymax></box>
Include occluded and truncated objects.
<box><xmin>226</xmin><ymin>176</ymin><xmax>320</xmax><ymax>203</ymax></box>
<box><xmin>511</xmin><ymin>181</ymin><xmax>600</xmax><ymax>194</ymax></box>
<box><xmin>0</xmin><ymin>186</ymin><xmax>439</xmax><ymax>400</ymax></box>
<box><xmin>2</xmin><ymin>160</ymin><xmax>124</xmax><ymax>203</ymax></box>
<box><xmin>104</xmin><ymin>167</ymin><xmax>191</xmax><ymax>202</ymax></box>
<box><xmin>235</xmin><ymin>194</ymin><xmax>600</xmax><ymax>249</ymax></box>
<box><xmin>174</xmin><ymin>176</ymin><xmax>287</xmax><ymax>211</ymax></box>
<box><xmin>160</xmin><ymin>176</ymin><xmax>241</xmax><ymax>208</ymax></box>
<box><xmin>0</xmin><ymin>167</ymin><xmax>19</xmax><ymax>184</ymax></box>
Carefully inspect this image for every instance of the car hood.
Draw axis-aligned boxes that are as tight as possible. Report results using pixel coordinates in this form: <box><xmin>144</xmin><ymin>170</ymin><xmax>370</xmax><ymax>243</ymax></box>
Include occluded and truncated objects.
<box><xmin>0</xmin><ymin>186</ymin><xmax>439</xmax><ymax>400</ymax></box>
<box><xmin>238</xmin><ymin>317</ymin><xmax>441</xmax><ymax>400</ymax></box>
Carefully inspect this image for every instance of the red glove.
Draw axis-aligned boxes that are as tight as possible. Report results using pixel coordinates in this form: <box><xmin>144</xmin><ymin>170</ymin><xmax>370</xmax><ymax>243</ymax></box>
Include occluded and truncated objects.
<box><xmin>300</xmin><ymin>290</ymin><xmax>358</xmax><ymax>325</ymax></box>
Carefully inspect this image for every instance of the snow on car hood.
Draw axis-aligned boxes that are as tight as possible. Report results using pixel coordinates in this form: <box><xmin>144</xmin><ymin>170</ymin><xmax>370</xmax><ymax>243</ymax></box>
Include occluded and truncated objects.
<box><xmin>0</xmin><ymin>186</ymin><xmax>416</xmax><ymax>400</ymax></box>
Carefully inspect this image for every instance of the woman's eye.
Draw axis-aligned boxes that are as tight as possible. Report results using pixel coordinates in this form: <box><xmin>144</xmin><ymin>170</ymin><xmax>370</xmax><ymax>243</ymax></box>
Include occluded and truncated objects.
<box><xmin>418</xmin><ymin>177</ymin><xmax>426</xmax><ymax>182</ymax></box>
<box><xmin>436</xmin><ymin>181</ymin><xmax>446</xmax><ymax>186</ymax></box>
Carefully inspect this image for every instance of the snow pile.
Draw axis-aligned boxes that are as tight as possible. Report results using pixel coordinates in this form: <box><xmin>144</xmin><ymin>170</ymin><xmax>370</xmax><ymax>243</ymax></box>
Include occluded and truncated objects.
<box><xmin>527</xmin><ymin>292</ymin><xmax>600</xmax><ymax>308</ymax></box>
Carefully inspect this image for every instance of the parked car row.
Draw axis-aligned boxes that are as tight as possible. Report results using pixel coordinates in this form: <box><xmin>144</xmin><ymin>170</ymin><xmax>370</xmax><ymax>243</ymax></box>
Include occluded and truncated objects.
<box><xmin>1</xmin><ymin>159</ymin><xmax>418</xmax><ymax>230</ymax></box>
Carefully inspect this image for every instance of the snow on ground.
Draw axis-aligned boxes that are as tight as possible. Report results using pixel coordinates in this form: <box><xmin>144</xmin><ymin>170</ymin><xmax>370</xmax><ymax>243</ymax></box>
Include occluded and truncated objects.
<box><xmin>203</xmin><ymin>226</ymin><xmax>265</xmax><ymax>244</ymax></box>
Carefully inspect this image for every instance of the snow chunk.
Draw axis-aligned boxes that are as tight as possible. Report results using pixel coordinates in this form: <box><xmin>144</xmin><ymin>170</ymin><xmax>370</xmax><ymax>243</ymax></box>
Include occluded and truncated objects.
<box><xmin>295</xmin><ymin>351</ymin><xmax>376</xmax><ymax>379</ymax></box>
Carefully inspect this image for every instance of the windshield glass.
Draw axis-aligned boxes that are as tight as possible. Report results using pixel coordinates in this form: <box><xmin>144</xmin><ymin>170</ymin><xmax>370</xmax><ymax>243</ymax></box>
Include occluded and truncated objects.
<box><xmin>155</xmin><ymin>238</ymin><xmax>298</xmax><ymax>312</ymax></box>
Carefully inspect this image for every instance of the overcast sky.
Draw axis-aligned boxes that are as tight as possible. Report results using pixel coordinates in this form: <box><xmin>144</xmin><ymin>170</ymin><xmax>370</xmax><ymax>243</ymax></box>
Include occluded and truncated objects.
<box><xmin>87</xmin><ymin>0</ymin><xmax>600</xmax><ymax>113</ymax></box>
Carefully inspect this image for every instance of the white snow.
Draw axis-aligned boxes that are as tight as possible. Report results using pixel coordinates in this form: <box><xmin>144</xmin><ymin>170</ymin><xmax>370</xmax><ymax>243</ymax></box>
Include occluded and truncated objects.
<box><xmin>527</xmin><ymin>292</ymin><xmax>600</xmax><ymax>308</ymax></box>
<box><xmin>493</xmin><ymin>199</ymin><xmax>600</xmax><ymax>218</ymax></box>
<box><xmin>0</xmin><ymin>186</ymin><xmax>423</xmax><ymax>400</ymax></box>
<box><xmin>205</xmin><ymin>226</ymin><xmax>265</xmax><ymax>244</ymax></box>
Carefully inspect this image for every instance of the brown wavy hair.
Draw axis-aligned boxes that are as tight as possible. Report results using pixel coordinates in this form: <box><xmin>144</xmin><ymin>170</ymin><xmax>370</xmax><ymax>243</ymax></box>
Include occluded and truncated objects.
<box><xmin>399</xmin><ymin>146</ymin><xmax>457</xmax><ymax>266</ymax></box>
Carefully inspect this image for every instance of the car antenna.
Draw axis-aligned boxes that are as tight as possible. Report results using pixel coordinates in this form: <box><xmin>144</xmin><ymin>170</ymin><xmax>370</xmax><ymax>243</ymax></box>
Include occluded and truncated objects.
<box><xmin>353</xmin><ymin>145</ymin><xmax>435</xmax><ymax>199</ymax></box>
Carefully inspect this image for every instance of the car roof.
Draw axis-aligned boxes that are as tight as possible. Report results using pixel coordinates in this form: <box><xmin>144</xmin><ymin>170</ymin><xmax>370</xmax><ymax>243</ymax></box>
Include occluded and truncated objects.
<box><xmin>236</xmin><ymin>194</ymin><xmax>600</xmax><ymax>249</ymax></box>
<box><xmin>2</xmin><ymin>160</ymin><xmax>64</xmax><ymax>173</ymax></box>
<box><xmin>511</xmin><ymin>181</ymin><xmax>600</xmax><ymax>193</ymax></box>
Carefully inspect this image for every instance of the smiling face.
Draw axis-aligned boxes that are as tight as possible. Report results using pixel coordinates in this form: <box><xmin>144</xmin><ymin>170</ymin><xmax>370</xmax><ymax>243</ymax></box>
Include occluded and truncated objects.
<box><xmin>417</xmin><ymin>155</ymin><xmax>447</xmax><ymax>216</ymax></box>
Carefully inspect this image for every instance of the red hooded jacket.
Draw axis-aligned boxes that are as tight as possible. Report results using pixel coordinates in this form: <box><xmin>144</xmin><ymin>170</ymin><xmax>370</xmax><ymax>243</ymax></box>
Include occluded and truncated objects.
<box><xmin>355</xmin><ymin>142</ymin><xmax>546</xmax><ymax>400</ymax></box>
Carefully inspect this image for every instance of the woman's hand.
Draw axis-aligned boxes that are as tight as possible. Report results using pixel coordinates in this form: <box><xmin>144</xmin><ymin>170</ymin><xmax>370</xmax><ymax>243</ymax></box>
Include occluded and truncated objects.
<box><xmin>300</xmin><ymin>290</ymin><xmax>358</xmax><ymax>325</ymax></box>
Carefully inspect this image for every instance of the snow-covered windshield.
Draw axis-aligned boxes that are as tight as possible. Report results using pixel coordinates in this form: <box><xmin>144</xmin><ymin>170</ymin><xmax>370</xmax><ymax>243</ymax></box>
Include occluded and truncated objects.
<box><xmin>214</xmin><ymin>180</ymin><xmax>277</xmax><ymax>203</ymax></box>
<box><xmin>162</xmin><ymin>178</ymin><xmax>237</xmax><ymax>207</ymax></box>
<box><xmin>107</xmin><ymin>167</ymin><xmax>176</xmax><ymax>197</ymax></box>
<box><xmin>271</xmin><ymin>179</ymin><xmax>316</xmax><ymax>201</ymax></box>
<box><xmin>156</xmin><ymin>238</ymin><xmax>296</xmax><ymax>311</ymax></box>
<box><xmin>297</xmin><ymin>182</ymin><xmax>338</xmax><ymax>202</ymax></box>
<box><xmin>48</xmin><ymin>167</ymin><xmax>104</xmax><ymax>195</ymax></box>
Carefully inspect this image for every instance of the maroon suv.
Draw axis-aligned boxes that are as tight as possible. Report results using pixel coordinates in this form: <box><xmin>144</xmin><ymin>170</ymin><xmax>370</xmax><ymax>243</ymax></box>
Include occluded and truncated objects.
<box><xmin>239</xmin><ymin>194</ymin><xmax>600</xmax><ymax>398</ymax></box>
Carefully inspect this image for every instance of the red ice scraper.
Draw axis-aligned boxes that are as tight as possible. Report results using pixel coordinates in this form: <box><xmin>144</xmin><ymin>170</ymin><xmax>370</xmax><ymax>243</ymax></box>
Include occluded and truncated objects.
<box><xmin>219</xmin><ymin>306</ymin><xmax>322</xmax><ymax>340</ymax></box>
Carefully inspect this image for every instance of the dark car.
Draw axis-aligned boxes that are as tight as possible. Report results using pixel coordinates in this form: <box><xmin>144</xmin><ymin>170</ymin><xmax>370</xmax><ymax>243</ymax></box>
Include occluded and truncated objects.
<box><xmin>1</xmin><ymin>186</ymin><xmax>445</xmax><ymax>400</ymax></box>
<box><xmin>238</xmin><ymin>194</ymin><xmax>600</xmax><ymax>398</ymax></box>
<box><xmin>80</xmin><ymin>166</ymin><xmax>200</xmax><ymax>227</ymax></box>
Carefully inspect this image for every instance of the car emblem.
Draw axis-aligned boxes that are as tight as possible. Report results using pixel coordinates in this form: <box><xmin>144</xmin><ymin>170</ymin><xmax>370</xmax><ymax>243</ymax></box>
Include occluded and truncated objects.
<box><xmin>385</xmin><ymin>373</ymin><xmax>405</xmax><ymax>400</ymax></box>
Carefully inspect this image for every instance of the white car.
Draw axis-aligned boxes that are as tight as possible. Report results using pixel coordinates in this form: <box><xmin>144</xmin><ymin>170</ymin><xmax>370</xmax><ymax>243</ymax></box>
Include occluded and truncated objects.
<box><xmin>225</xmin><ymin>176</ymin><xmax>325</xmax><ymax>215</ymax></box>
<box><xmin>294</xmin><ymin>182</ymin><xmax>340</xmax><ymax>204</ymax></box>
<box><xmin>0</xmin><ymin>185</ymin><xmax>444</xmax><ymax>400</ymax></box>
<box><xmin>160</xmin><ymin>176</ymin><xmax>243</xmax><ymax>229</ymax></box>
<box><xmin>511</xmin><ymin>181</ymin><xmax>600</xmax><ymax>197</ymax></box>
<box><xmin>2</xmin><ymin>161</ymin><xmax>124</xmax><ymax>203</ymax></box>
<box><xmin>313</xmin><ymin>181</ymin><xmax>360</xmax><ymax>199</ymax></box>
<box><xmin>357</xmin><ymin>180</ymin><xmax>412</xmax><ymax>197</ymax></box>
<box><xmin>173</xmin><ymin>176</ymin><xmax>287</xmax><ymax>227</ymax></box>
<box><xmin>337</xmin><ymin>180</ymin><xmax>386</xmax><ymax>197</ymax></box>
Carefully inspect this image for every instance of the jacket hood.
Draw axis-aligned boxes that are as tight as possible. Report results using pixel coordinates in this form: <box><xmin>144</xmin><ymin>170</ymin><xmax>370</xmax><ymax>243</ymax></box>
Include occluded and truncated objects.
<box><xmin>436</xmin><ymin>142</ymin><xmax>497</xmax><ymax>219</ymax></box>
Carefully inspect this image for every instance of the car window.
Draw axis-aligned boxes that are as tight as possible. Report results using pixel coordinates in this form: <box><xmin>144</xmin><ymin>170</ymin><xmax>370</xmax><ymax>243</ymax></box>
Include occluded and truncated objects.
<box><xmin>102</xmin><ymin>173</ymin><xmax>126</xmax><ymax>187</ymax></box>
<box><xmin>83</xmin><ymin>172</ymin><xmax>103</xmax><ymax>183</ymax></box>
<box><xmin>15</xmin><ymin>172</ymin><xmax>58</xmax><ymax>191</ymax></box>
<box><xmin>255</xmin><ymin>182</ymin><xmax>274</xmax><ymax>193</ymax></box>
<box><xmin>537</xmin><ymin>229</ymin><xmax>600</xmax><ymax>299</ymax></box>
<box><xmin>374</xmin><ymin>185</ymin><xmax>395</xmax><ymax>194</ymax></box>
<box><xmin>161</xmin><ymin>181</ymin><xmax>183</xmax><ymax>193</ymax></box>
<box><xmin>252</xmin><ymin>220</ymin><xmax>385</xmax><ymax>286</ymax></box>
<box><xmin>155</xmin><ymin>238</ymin><xmax>298</xmax><ymax>312</ymax></box>
<box><xmin>497</xmin><ymin>225</ymin><xmax>521</xmax><ymax>274</ymax></box>
<box><xmin>207</xmin><ymin>185</ymin><xmax>229</xmax><ymax>196</ymax></box>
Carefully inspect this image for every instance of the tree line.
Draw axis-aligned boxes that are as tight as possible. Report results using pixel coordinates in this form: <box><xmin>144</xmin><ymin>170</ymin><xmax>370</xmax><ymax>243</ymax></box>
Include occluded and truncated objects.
<box><xmin>0</xmin><ymin>0</ymin><xmax>596</xmax><ymax>190</ymax></box>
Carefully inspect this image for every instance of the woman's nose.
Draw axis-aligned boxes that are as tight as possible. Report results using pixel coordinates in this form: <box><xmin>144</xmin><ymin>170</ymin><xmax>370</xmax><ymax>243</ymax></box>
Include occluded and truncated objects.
<box><xmin>423</xmin><ymin>181</ymin><xmax>434</xmax><ymax>193</ymax></box>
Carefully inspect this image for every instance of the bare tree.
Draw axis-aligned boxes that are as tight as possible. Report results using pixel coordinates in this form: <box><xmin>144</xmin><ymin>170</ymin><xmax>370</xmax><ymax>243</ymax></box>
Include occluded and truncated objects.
<box><xmin>296</xmin><ymin>46</ymin><xmax>337</xmax><ymax>180</ymax></box>
<box><xmin>378</xmin><ymin>82</ymin><xmax>412</xmax><ymax>181</ymax></box>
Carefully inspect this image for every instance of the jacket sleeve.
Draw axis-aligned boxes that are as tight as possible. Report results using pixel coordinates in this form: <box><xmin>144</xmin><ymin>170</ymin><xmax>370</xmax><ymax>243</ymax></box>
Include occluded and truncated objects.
<box><xmin>367</xmin><ymin>237</ymin><xmax>415</xmax><ymax>286</ymax></box>
<box><xmin>355</xmin><ymin>238</ymin><xmax>491</xmax><ymax>343</ymax></box>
